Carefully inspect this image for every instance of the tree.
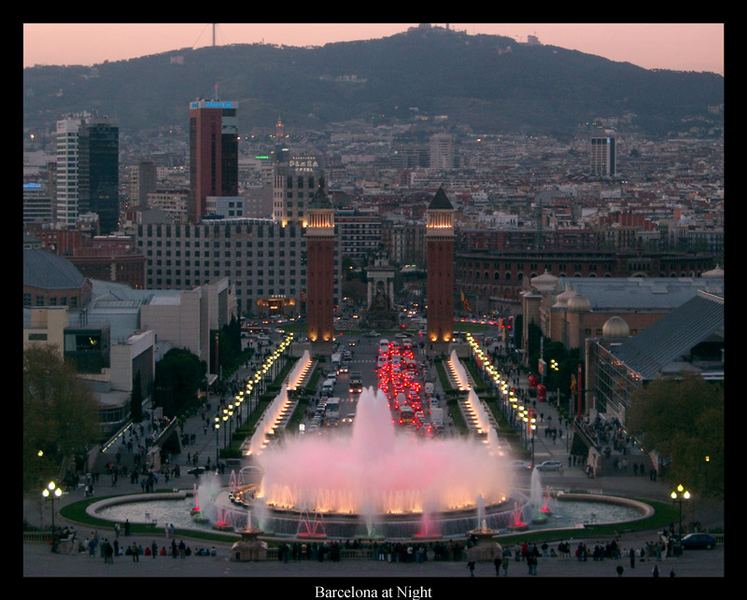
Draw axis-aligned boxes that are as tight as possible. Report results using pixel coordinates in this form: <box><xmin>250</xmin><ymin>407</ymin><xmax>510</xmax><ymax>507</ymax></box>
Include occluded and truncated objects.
<box><xmin>130</xmin><ymin>371</ymin><xmax>143</xmax><ymax>423</ymax></box>
<box><xmin>153</xmin><ymin>349</ymin><xmax>206</xmax><ymax>417</ymax></box>
<box><xmin>627</xmin><ymin>374</ymin><xmax>724</xmax><ymax>498</ymax></box>
<box><xmin>23</xmin><ymin>346</ymin><xmax>100</xmax><ymax>492</ymax></box>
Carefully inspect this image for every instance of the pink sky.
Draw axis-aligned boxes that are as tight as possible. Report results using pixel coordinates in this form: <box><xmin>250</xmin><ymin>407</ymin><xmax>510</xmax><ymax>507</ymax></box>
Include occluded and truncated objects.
<box><xmin>23</xmin><ymin>23</ymin><xmax>724</xmax><ymax>74</ymax></box>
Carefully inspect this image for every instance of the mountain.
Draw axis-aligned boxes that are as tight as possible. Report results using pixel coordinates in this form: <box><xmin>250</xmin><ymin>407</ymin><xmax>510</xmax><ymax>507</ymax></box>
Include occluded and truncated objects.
<box><xmin>23</xmin><ymin>27</ymin><xmax>724</xmax><ymax>138</ymax></box>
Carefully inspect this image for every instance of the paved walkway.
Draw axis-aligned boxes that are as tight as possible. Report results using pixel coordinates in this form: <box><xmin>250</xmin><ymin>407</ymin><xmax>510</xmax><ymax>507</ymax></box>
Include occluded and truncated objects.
<box><xmin>23</xmin><ymin>530</ymin><xmax>724</xmax><ymax>577</ymax></box>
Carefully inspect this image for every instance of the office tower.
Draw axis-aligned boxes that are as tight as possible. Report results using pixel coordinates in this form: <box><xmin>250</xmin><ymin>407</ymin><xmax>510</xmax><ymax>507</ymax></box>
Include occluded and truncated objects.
<box><xmin>79</xmin><ymin>119</ymin><xmax>119</xmax><ymax>234</ymax></box>
<box><xmin>426</xmin><ymin>186</ymin><xmax>455</xmax><ymax>353</ymax></box>
<box><xmin>591</xmin><ymin>136</ymin><xmax>617</xmax><ymax>177</ymax></box>
<box><xmin>188</xmin><ymin>100</ymin><xmax>239</xmax><ymax>223</ymax></box>
<box><xmin>129</xmin><ymin>161</ymin><xmax>157</xmax><ymax>208</ymax></box>
<box><xmin>305</xmin><ymin>179</ymin><xmax>336</xmax><ymax>345</ymax></box>
<box><xmin>429</xmin><ymin>133</ymin><xmax>455</xmax><ymax>170</ymax></box>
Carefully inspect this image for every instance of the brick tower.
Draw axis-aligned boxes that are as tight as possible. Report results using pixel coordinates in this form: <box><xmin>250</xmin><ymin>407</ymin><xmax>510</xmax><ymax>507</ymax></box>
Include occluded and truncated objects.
<box><xmin>426</xmin><ymin>186</ymin><xmax>455</xmax><ymax>355</ymax></box>
<box><xmin>305</xmin><ymin>178</ymin><xmax>335</xmax><ymax>350</ymax></box>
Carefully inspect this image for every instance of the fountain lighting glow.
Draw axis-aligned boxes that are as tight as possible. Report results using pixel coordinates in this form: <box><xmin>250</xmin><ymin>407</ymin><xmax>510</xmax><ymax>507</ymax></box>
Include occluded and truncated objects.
<box><xmin>246</xmin><ymin>384</ymin><xmax>294</xmax><ymax>455</ymax></box>
<box><xmin>286</xmin><ymin>350</ymin><xmax>312</xmax><ymax>391</ymax></box>
<box><xmin>256</xmin><ymin>387</ymin><xmax>512</xmax><ymax>516</ymax></box>
<box><xmin>446</xmin><ymin>351</ymin><xmax>470</xmax><ymax>391</ymax></box>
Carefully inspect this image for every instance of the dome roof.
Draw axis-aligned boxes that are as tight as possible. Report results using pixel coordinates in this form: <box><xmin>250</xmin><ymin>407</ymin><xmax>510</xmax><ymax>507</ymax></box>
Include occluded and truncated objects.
<box><xmin>552</xmin><ymin>285</ymin><xmax>577</xmax><ymax>308</ymax></box>
<box><xmin>702</xmin><ymin>264</ymin><xmax>724</xmax><ymax>278</ymax></box>
<box><xmin>567</xmin><ymin>293</ymin><xmax>591</xmax><ymax>312</ymax></box>
<box><xmin>531</xmin><ymin>269</ymin><xmax>559</xmax><ymax>292</ymax></box>
<box><xmin>602</xmin><ymin>316</ymin><xmax>630</xmax><ymax>338</ymax></box>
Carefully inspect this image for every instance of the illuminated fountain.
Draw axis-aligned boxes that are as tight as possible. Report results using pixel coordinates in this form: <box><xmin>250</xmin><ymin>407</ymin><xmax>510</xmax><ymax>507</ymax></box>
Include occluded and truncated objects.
<box><xmin>231</xmin><ymin>387</ymin><xmax>515</xmax><ymax>538</ymax></box>
<box><xmin>509</xmin><ymin>501</ymin><xmax>529</xmax><ymax>531</ymax></box>
<box><xmin>529</xmin><ymin>468</ymin><xmax>548</xmax><ymax>524</ymax></box>
<box><xmin>190</xmin><ymin>483</ymin><xmax>209</xmax><ymax>523</ymax></box>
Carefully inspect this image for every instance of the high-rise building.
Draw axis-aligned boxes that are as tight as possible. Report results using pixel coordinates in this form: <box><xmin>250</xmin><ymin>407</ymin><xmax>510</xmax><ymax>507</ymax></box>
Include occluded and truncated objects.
<box><xmin>79</xmin><ymin>119</ymin><xmax>119</xmax><ymax>234</ymax></box>
<box><xmin>272</xmin><ymin>154</ymin><xmax>324</xmax><ymax>226</ymax></box>
<box><xmin>305</xmin><ymin>180</ymin><xmax>336</xmax><ymax>345</ymax></box>
<box><xmin>590</xmin><ymin>136</ymin><xmax>617</xmax><ymax>177</ymax></box>
<box><xmin>129</xmin><ymin>161</ymin><xmax>157</xmax><ymax>208</ymax></box>
<box><xmin>426</xmin><ymin>187</ymin><xmax>455</xmax><ymax>353</ymax></box>
<box><xmin>429</xmin><ymin>133</ymin><xmax>455</xmax><ymax>171</ymax></box>
<box><xmin>188</xmin><ymin>100</ymin><xmax>239</xmax><ymax>223</ymax></box>
<box><xmin>55</xmin><ymin>116</ymin><xmax>85</xmax><ymax>227</ymax></box>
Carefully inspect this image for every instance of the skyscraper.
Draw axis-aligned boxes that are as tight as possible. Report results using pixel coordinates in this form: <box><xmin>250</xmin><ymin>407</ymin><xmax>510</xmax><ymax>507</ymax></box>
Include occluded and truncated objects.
<box><xmin>55</xmin><ymin>115</ymin><xmax>84</xmax><ymax>228</ymax></box>
<box><xmin>79</xmin><ymin>119</ymin><xmax>119</xmax><ymax>234</ymax></box>
<box><xmin>188</xmin><ymin>100</ymin><xmax>239</xmax><ymax>223</ymax></box>
<box><xmin>590</xmin><ymin>136</ymin><xmax>617</xmax><ymax>177</ymax></box>
<box><xmin>426</xmin><ymin>186</ymin><xmax>455</xmax><ymax>353</ymax></box>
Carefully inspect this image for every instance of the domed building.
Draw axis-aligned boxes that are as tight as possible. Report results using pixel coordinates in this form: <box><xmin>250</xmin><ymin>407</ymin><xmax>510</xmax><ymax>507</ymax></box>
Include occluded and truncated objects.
<box><xmin>521</xmin><ymin>275</ymin><xmax>723</xmax><ymax>368</ymax></box>
<box><xmin>567</xmin><ymin>293</ymin><xmax>591</xmax><ymax>313</ymax></box>
<box><xmin>602</xmin><ymin>316</ymin><xmax>630</xmax><ymax>339</ymax></box>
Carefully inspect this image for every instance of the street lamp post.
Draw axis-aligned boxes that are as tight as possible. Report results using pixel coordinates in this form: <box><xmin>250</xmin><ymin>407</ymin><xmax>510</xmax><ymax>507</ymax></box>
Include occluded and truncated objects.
<box><xmin>670</xmin><ymin>484</ymin><xmax>691</xmax><ymax>537</ymax></box>
<box><xmin>529</xmin><ymin>409</ymin><xmax>537</xmax><ymax>469</ymax></box>
<box><xmin>214</xmin><ymin>422</ymin><xmax>221</xmax><ymax>466</ymax></box>
<box><xmin>222</xmin><ymin>414</ymin><xmax>229</xmax><ymax>447</ymax></box>
<box><xmin>42</xmin><ymin>481</ymin><xmax>63</xmax><ymax>536</ymax></box>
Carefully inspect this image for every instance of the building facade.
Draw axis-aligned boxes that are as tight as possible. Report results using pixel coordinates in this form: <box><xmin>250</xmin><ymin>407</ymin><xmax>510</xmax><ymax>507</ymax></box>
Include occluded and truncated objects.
<box><xmin>78</xmin><ymin>119</ymin><xmax>119</xmax><ymax>234</ymax></box>
<box><xmin>591</xmin><ymin>136</ymin><xmax>616</xmax><ymax>178</ymax></box>
<box><xmin>272</xmin><ymin>154</ymin><xmax>324</xmax><ymax>226</ymax></box>
<box><xmin>188</xmin><ymin>100</ymin><xmax>239</xmax><ymax>223</ymax></box>
<box><xmin>129</xmin><ymin>161</ymin><xmax>158</xmax><ymax>208</ymax></box>
<box><xmin>135</xmin><ymin>217</ymin><xmax>341</xmax><ymax>317</ymax></box>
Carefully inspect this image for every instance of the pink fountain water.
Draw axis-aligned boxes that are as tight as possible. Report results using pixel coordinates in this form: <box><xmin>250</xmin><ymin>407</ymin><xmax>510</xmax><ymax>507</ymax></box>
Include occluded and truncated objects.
<box><xmin>510</xmin><ymin>501</ymin><xmax>529</xmax><ymax>530</ymax></box>
<box><xmin>256</xmin><ymin>387</ymin><xmax>512</xmax><ymax>519</ymax></box>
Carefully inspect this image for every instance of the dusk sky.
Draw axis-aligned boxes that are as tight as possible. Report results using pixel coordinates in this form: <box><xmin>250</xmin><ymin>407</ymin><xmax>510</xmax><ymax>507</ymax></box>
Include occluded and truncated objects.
<box><xmin>23</xmin><ymin>23</ymin><xmax>724</xmax><ymax>74</ymax></box>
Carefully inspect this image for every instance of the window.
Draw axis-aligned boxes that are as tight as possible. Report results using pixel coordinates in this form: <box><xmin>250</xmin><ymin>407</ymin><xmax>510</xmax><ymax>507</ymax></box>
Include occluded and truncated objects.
<box><xmin>36</xmin><ymin>296</ymin><xmax>44</xmax><ymax>306</ymax></box>
<box><xmin>23</xmin><ymin>293</ymin><xmax>31</xmax><ymax>306</ymax></box>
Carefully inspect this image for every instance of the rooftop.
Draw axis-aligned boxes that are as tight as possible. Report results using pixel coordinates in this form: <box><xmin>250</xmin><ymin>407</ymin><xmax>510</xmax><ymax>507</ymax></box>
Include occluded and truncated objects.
<box><xmin>610</xmin><ymin>290</ymin><xmax>724</xmax><ymax>380</ymax></box>
<box><xmin>23</xmin><ymin>249</ymin><xmax>86</xmax><ymax>290</ymax></box>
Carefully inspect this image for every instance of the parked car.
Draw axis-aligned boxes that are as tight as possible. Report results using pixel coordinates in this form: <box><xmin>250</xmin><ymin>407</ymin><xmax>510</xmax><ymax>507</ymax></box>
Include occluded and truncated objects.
<box><xmin>681</xmin><ymin>533</ymin><xmax>717</xmax><ymax>549</ymax></box>
<box><xmin>536</xmin><ymin>460</ymin><xmax>563</xmax><ymax>472</ymax></box>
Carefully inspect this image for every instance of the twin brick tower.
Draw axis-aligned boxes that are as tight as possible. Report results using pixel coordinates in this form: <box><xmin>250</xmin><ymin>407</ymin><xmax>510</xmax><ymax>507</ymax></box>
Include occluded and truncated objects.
<box><xmin>306</xmin><ymin>185</ymin><xmax>455</xmax><ymax>355</ymax></box>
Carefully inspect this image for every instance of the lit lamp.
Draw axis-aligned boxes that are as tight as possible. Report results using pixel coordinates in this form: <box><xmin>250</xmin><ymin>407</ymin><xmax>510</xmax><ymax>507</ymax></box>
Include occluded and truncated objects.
<box><xmin>670</xmin><ymin>484</ymin><xmax>691</xmax><ymax>536</ymax></box>
<box><xmin>42</xmin><ymin>481</ymin><xmax>63</xmax><ymax>535</ymax></box>
<box><xmin>214</xmin><ymin>421</ymin><xmax>221</xmax><ymax>465</ymax></box>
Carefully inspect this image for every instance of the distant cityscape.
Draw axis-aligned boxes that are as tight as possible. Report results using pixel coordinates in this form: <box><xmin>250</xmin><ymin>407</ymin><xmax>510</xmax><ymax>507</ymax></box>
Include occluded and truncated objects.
<box><xmin>22</xmin><ymin>28</ymin><xmax>724</xmax><ymax>578</ymax></box>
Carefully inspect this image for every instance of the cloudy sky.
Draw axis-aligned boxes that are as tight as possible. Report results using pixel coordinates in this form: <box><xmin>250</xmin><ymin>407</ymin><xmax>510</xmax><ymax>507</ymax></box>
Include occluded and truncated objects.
<box><xmin>23</xmin><ymin>23</ymin><xmax>724</xmax><ymax>74</ymax></box>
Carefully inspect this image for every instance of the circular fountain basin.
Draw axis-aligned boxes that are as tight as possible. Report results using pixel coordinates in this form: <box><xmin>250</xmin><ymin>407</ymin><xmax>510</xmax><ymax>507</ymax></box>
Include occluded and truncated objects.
<box><xmin>90</xmin><ymin>491</ymin><xmax>652</xmax><ymax>540</ymax></box>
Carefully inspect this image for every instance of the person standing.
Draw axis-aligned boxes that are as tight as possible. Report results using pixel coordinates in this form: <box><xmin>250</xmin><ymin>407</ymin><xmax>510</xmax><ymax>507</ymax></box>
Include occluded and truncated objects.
<box><xmin>501</xmin><ymin>550</ymin><xmax>510</xmax><ymax>576</ymax></box>
<box><xmin>151</xmin><ymin>540</ymin><xmax>158</xmax><ymax>559</ymax></box>
<box><xmin>131</xmin><ymin>542</ymin><xmax>139</xmax><ymax>562</ymax></box>
<box><xmin>467</xmin><ymin>560</ymin><xmax>476</xmax><ymax>577</ymax></box>
<box><xmin>652</xmin><ymin>564</ymin><xmax>660</xmax><ymax>577</ymax></box>
<box><xmin>629</xmin><ymin>547</ymin><xmax>636</xmax><ymax>569</ymax></box>
<box><xmin>493</xmin><ymin>556</ymin><xmax>501</xmax><ymax>576</ymax></box>
<box><xmin>616</xmin><ymin>565</ymin><xmax>624</xmax><ymax>577</ymax></box>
